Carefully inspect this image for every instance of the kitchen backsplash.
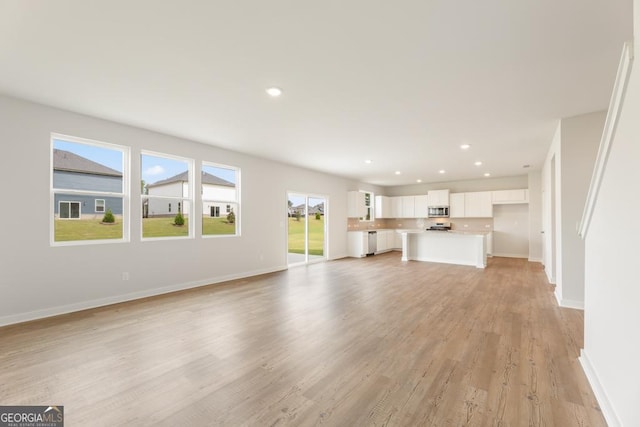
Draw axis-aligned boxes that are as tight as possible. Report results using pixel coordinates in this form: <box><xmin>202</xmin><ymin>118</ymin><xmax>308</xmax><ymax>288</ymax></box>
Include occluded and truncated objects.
<box><xmin>347</xmin><ymin>217</ymin><xmax>493</xmax><ymax>231</ymax></box>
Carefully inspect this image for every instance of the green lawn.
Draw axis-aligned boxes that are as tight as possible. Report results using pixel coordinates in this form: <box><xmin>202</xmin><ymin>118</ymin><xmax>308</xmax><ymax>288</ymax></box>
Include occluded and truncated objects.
<box><xmin>142</xmin><ymin>217</ymin><xmax>189</xmax><ymax>238</ymax></box>
<box><xmin>54</xmin><ymin>216</ymin><xmax>236</xmax><ymax>241</ymax></box>
<box><xmin>202</xmin><ymin>217</ymin><xmax>236</xmax><ymax>235</ymax></box>
<box><xmin>288</xmin><ymin>216</ymin><xmax>325</xmax><ymax>256</ymax></box>
<box><xmin>54</xmin><ymin>219</ymin><xmax>123</xmax><ymax>241</ymax></box>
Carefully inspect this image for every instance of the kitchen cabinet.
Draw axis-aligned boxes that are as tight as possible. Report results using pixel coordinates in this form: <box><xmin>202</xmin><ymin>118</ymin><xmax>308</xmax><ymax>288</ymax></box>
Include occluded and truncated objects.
<box><xmin>449</xmin><ymin>193</ymin><xmax>465</xmax><ymax>218</ymax></box>
<box><xmin>427</xmin><ymin>189</ymin><xmax>450</xmax><ymax>207</ymax></box>
<box><xmin>465</xmin><ymin>191</ymin><xmax>493</xmax><ymax>217</ymax></box>
<box><xmin>391</xmin><ymin>197</ymin><xmax>402</xmax><ymax>218</ymax></box>
<box><xmin>449</xmin><ymin>191</ymin><xmax>493</xmax><ymax>218</ymax></box>
<box><xmin>374</xmin><ymin>195</ymin><xmax>392</xmax><ymax>218</ymax></box>
<box><xmin>376</xmin><ymin>230</ymin><xmax>395</xmax><ymax>253</ymax></box>
<box><xmin>491</xmin><ymin>189</ymin><xmax>529</xmax><ymax>204</ymax></box>
<box><xmin>393</xmin><ymin>231</ymin><xmax>403</xmax><ymax>249</ymax></box>
<box><xmin>347</xmin><ymin>191</ymin><xmax>367</xmax><ymax>218</ymax></box>
<box><xmin>401</xmin><ymin>196</ymin><xmax>415</xmax><ymax>218</ymax></box>
<box><xmin>347</xmin><ymin>231</ymin><xmax>368</xmax><ymax>257</ymax></box>
<box><xmin>414</xmin><ymin>195</ymin><xmax>429</xmax><ymax>218</ymax></box>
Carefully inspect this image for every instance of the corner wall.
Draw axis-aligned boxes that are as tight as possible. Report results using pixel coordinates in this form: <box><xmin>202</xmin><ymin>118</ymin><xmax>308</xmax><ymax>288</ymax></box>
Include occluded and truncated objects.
<box><xmin>541</xmin><ymin>111</ymin><xmax>605</xmax><ymax>308</ymax></box>
<box><xmin>582</xmin><ymin>30</ymin><xmax>640</xmax><ymax>426</ymax></box>
<box><xmin>0</xmin><ymin>95</ymin><xmax>380</xmax><ymax>326</ymax></box>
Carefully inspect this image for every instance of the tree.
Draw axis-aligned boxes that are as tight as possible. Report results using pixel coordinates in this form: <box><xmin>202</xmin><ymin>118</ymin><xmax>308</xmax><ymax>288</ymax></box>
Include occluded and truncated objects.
<box><xmin>102</xmin><ymin>208</ymin><xmax>115</xmax><ymax>223</ymax></box>
<box><xmin>227</xmin><ymin>209</ymin><xmax>235</xmax><ymax>224</ymax></box>
<box><xmin>174</xmin><ymin>204</ymin><xmax>185</xmax><ymax>226</ymax></box>
<box><xmin>295</xmin><ymin>210</ymin><xmax>301</xmax><ymax>222</ymax></box>
<box><xmin>315</xmin><ymin>212</ymin><xmax>321</xmax><ymax>220</ymax></box>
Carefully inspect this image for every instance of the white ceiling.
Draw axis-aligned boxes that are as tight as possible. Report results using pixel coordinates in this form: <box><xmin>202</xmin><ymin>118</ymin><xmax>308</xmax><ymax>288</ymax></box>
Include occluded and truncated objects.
<box><xmin>0</xmin><ymin>1</ymin><xmax>633</xmax><ymax>186</ymax></box>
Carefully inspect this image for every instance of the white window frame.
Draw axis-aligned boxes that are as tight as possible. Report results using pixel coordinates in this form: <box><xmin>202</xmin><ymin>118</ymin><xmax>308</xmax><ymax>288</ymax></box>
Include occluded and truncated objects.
<box><xmin>201</xmin><ymin>161</ymin><xmax>241</xmax><ymax>237</ymax></box>
<box><xmin>50</xmin><ymin>133</ymin><xmax>129</xmax><ymax>246</ymax></box>
<box><xmin>141</xmin><ymin>150</ymin><xmax>194</xmax><ymax>241</ymax></box>
<box><xmin>95</xmin><ymin>199</ymin><xmax>105</xmax><ymax>213</ymax></box>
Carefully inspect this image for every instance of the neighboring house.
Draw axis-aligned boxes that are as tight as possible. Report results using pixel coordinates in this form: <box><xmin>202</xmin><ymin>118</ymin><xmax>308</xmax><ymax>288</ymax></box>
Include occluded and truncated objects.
<box><xmin>53</xmin><ymin>149</ymin><xmax>123</xmax><ymax>218</ymax></box>
<box><xmin>145</xmin><ymin>171</ymin><xmax>235</xmax><ymax>217</ymax></box>
<box><xmin>290</xmin><ymin>202</ymin><xmax>324</xmax><ymax>217</ymax></box>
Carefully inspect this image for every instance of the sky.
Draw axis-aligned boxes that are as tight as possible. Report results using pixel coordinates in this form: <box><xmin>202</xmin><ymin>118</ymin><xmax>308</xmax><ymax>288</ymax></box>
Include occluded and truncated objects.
<box><xmin>54</xmin><ymin>139</ymin><xmax>237</xmax><ymax>185</ymax></box>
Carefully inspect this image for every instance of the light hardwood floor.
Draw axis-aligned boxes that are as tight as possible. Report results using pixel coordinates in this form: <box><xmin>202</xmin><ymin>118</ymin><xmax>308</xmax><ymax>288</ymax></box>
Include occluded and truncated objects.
<box><xmin>0</xmin><ymin>254</ymin><xmax>605</xmax><ymax>426</ymax></box>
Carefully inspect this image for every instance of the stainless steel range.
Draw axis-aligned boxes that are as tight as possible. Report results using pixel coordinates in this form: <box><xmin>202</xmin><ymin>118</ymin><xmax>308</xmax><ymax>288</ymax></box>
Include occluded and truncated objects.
<box><xmin>426</xmin><ymin>221</ymin><xmax>451</xmax><ymax>231</ymax></box>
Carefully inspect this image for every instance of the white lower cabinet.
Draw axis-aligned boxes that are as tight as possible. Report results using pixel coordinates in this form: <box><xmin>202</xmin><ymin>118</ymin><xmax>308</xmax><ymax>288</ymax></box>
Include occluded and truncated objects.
<box><xmin>347</xmin><ymin>231</ymin><xmax>368</xmax><ymax>257</ymax></box>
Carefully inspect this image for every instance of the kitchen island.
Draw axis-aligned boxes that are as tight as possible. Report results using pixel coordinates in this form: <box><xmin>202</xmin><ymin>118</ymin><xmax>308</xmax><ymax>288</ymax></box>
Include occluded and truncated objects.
<box><xmin>398</xmin><ymin>230</ymin><xmax>487</xmax><ymax>268</ymax></box>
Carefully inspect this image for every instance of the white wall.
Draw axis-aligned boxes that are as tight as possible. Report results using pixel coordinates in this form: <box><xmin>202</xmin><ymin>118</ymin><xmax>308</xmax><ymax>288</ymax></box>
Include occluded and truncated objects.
<box><xmin>0</xmin><ymin>95</ymin><xmax>381</xmax><ymax>326</ymax></box>
<box><xmin>581</xmin><ymin>19</ymin><xmax>640</xmax><ymax>426</ymax></box>
<box><xmin>492</xmin><ymin>204</ymin><xmax>529</xmax><ymax>258</ymax></box>
<box><xmin>560</xmin><ymin>111</ymin><xmax>606</xmax><ymax>306</ymax></box>
<box><xmin>527</xmin><ymin>171</ymin><xmax>543</xmax><ymax>261</ymax></box>
<box><xmin>541</xmin><ymin>111</ymin><xmax>605</xmax><ymax>308</ymax></box>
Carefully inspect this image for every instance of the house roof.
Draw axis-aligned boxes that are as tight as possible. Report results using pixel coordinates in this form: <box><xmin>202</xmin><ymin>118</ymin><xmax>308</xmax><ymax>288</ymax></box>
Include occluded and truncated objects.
<box><xmin>147</xmin><ymin>171</ymin><xmax>235</xmax><ymax>188</ymax></box>
<box><xmin>53</xmin><ymin>149</ymin><xmax>122</xmax><ymax>177</ymax></box>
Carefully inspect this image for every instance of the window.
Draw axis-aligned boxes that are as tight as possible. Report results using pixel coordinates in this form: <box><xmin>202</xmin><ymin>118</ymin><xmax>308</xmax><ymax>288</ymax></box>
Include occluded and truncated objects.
<box><xmin>360</xmin><ymin>191</ymin><xmax>374</xmax><ymax>221</ymax></box>
<box><xmin>201</xmin><ymin>162</ymin><xmax>240</xmax><ymax>236</ymax></box>
<box><xmin>51</xmin><ymin>134</ymin><xmax>128</xmax><ymax>244</ymax></box>
<box><xmin>141</xmin><ymin>151</ymin><xmax>193</xmax><ymax>239</ymax></box>
<box><xmin>59</xmin><ymin>201</ymin><xmax>81</xmax><ymax>219</ymax></box>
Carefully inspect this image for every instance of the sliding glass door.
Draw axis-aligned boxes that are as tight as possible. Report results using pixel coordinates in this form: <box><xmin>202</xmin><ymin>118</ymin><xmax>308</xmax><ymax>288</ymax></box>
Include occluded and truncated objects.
<box><xmin>287</xmin><ymin>193</ymin><xmax>326</xmax><ymax>265</ymax></box>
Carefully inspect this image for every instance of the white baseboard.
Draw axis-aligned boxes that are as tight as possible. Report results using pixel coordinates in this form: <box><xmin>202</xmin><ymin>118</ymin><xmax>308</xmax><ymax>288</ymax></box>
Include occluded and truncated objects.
<box><xmin>579</xmin><ymin>349</ymin><xmax>621</xmax><ymax>427</ymax></box>
<box><xmin>0</xmin><ymin>265</ymin><xmax>288</xmax><ymax>327</ymax></box>
<box><xmin>559</xmin><ymin>298</ymin><xmax>584</xmax><ymax>310</ymax></box>
<box><xmin>491</xmin><ymin>252</ymin><xmax>528</xmax><ymax>258</ymax></box>
<box><xmin>528</xmin><ymin>257</ymin><xmax>543</xmax><ymax>263</ymax></box>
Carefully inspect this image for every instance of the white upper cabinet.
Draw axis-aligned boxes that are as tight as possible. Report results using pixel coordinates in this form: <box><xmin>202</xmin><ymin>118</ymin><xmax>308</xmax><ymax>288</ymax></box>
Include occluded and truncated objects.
<box><xmin>450</xmin><ymin>191</ymin><xmax>493</xmax><ymax>218</ymax></box>
<box><xmin>347</xmin><ymin>191</ymin><xmax>367</xmax><ymax>218</ymax></box>
<box><xmin>375</xmin><ymin>195</ymin><xmax>392</xmax><ymax>218</ymax></box>
<box><xmin>414</xmin><ymin>195</ymin><xmax>429</xmax><ymax>218</ymax></box>
<box><xmin>401</xmin><ymin>196</ymin><xmax>415</xmax><ymax>218</ymax></box>
<box><xmin>465</xmin><ymin>191</ymin><xmax>493</xmax><ymax>217</ymax></box>
<box><xmin>491</xmin><ymin>189</ymin><xmax>529</xmax><ymax>204</ymax></box>
<box><xmin>427</xmin><ymin>189</ymin><xmax>450</xmax><ymax>206</ymax></box>
<box><xmin>449</xmin><ymin>193</ymin><xmax>466</xmax><ymax>218</ymax></box>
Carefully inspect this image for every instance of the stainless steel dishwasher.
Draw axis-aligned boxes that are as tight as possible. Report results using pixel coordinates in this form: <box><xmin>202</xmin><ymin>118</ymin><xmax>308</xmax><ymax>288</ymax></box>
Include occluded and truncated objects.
<box><xmin>367</xmin><ymin>230</ymin><xmax>377</xmax><ymax>255</ymax></box>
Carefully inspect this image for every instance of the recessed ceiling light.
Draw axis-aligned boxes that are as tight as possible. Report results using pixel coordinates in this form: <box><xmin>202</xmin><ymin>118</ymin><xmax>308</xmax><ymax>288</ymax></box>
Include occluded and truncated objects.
<box><xmin>266</xmin><ymin>87</ymin><xmax>282</xmax><ymax>97</ymax></box>
<box><xmin>484</xmin><ymin>172</ymin><xmax>491</xmax><ymax>177</ymax></box>
<box><xmin>474</xmin><ymin>161</ymin><xmax>482</xmax><ymax>166</ymax></box>
<box><xmin>395</xmin><ymin>171</ymin><xmax>401</xmax><ymax>175</ymax></box>
<box><xmin>439</xmin><ymin>170</ymin><xmax>446</xmax><ymax>174</ymax></box>
<box><xmin>364</xmin><ymin>159</ymin><xmax>372</xmax><ymax>164</ymax></box>
<box><xmin>460</xmin><ymin>144</ymin><xmax>471</xmax><ymax>150</ymax></box>
<box><xmin>416</xmin><ymin>179</ymin><xmax>422</xmax><ymax>183</ymax></box>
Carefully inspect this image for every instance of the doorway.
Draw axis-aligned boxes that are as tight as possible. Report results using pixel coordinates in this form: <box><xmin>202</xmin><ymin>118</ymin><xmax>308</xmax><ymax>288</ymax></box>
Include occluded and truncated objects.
<box><xmin>287</xmin><ymin>193</ymin><xmax>327</xmax><ymax>266</ymax></box>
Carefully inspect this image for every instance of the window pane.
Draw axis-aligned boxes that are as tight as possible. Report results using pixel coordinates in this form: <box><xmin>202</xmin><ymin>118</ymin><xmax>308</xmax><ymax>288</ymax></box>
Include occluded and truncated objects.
<box><xmin>201</xmin><ymin>164</ymin><xmax>237</xmax><ymax>202</ymax></box>
<box><xmin>142</xmin><ymin>154</ymin><xmax>190</xmax><ymax>198</ymax></box>
<box><xmin>54</xmin><ymin>195</ymin><xmax>123</xmax><ymax>242</ymax></box>
<box><xmin>142</xmin><ymin>198</ymin><xmax>190</xmax><ymax>238</ymax></box>
<box><xmin>95</xmin><ymin>199</ymin><xmax>105</xmax><ymax>212</ymax></box>
<box><xmin>202</xmin><ymin>202</ymin><xmax>237</xmax><ymax>236</ymax></box>
<box><xmin>53</xmin><ymin>139</ymin><xmax>123</xmax><ymax>192</ymax></box>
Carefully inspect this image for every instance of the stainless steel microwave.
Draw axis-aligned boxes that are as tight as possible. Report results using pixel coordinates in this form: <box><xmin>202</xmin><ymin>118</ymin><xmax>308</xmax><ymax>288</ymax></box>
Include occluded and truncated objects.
<box><xmin>428</xmin><ymin>206</ymin><xmax>449</xmax><ymax>218</ymax></box>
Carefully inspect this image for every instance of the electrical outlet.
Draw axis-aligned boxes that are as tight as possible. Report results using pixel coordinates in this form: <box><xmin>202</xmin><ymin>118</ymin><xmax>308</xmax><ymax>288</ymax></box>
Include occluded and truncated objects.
<box><xmin>122</xmin><ymin>272</ymin><xmax>129</xmax><ymax>281</ymax></box>
<box><xmin>463</xmin><ymin>224</ymin><xmax>469</xmax><ymax>228</ymax></box>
